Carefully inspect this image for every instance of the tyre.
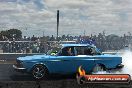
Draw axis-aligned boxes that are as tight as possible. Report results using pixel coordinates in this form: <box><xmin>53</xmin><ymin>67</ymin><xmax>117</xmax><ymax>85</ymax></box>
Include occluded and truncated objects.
<box><xmin>32</xmin><ymin>65</ymin><xmax>49</xmax><ymax>79</ymax></box>
<box><xmin>92</xmin><ymin>64</ymin><xmax>106</xmax><ymax>73</ymax></box>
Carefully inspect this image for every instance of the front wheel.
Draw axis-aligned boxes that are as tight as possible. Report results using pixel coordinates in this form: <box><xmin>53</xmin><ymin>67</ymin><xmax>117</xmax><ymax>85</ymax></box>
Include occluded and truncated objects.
<box><xmin>32</xmin><ymin>65</ymin><xmax>49</xmax><ymax>79</ymax></box>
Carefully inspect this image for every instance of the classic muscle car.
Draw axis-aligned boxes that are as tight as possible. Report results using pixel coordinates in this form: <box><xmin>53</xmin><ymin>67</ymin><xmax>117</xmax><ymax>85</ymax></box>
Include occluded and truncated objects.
<box><xmin>13</xmin><ymin>44</ymin><xmax>123</xmax><ymax>79</ymax></box>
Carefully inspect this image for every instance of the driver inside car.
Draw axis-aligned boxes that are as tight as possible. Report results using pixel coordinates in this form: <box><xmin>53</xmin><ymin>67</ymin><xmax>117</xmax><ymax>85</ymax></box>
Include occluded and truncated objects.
<box><xmin>62</xmin><ymin>47</ymin><xmax>73</xmax><ymax>56</ymax></box>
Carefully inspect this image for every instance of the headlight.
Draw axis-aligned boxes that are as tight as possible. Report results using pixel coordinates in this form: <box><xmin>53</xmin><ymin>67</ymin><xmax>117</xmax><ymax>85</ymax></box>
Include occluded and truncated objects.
<box><xmin>16</xmin><ymin>59</ymin><xmax>23</xmax><ymax>67</ymax></box>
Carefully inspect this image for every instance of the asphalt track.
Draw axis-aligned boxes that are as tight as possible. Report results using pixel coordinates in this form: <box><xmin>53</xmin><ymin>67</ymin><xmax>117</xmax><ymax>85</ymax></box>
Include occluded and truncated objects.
<box><xmin>0</xmin><ymin>63</ymin><xmax>131</xmax><ymax>88</ymax></box>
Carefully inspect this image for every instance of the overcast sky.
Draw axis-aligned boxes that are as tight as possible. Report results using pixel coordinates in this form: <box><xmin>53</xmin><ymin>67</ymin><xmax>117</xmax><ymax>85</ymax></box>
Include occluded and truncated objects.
<box><xmin>0</xmin><ymin>0</ymin><xmax>132</xmax><ymax>37</ymax></box>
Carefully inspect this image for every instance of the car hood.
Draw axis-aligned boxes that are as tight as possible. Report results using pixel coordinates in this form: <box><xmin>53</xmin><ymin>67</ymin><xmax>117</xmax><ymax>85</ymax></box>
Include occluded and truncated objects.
<box><xmin>17</xmin><ymin>55</ymin><xmax>50</xmax><ymax>61</ymax></box>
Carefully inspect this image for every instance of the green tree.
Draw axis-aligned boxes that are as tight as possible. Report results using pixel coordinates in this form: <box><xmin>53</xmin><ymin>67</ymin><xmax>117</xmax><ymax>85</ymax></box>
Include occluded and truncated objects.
<box><xmin>0</xmin><ymin>29</ymin><xmax>22</xmax><ymax>40</ymax></box>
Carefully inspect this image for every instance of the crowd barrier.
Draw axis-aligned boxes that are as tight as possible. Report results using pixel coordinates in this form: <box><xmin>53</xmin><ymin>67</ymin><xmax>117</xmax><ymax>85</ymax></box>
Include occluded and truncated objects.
<box><xmin>0</xmin><ymin>52</ymin><xmax>123</xmax><ymax>62</ymax></box>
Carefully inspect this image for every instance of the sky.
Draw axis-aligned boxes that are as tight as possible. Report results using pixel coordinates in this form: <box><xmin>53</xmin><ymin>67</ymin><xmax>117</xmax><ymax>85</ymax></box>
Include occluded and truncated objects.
<box><xmin>0</xmin><ymin>0</ymin><xmax>132</xmax><ymax>37</ymax></box>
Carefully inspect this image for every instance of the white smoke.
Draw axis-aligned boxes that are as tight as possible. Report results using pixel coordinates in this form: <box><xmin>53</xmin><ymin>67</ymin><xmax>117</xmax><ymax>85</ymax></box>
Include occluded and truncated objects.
<box><xmin>120</xmin><ymin>50</ymin><xmax>132</xmax><ymax>76</ymax></box>
<box><xmin>94</xmin><ymin>50</ymin><xmax>132</xmax><ymax>76</ymax></box>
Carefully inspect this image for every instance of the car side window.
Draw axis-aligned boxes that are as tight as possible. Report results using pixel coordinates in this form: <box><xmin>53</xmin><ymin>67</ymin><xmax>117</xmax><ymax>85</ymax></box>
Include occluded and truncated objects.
<box><xmin>57</xmin><ymin>50</ymin><xmax>62</xmax><ymax>56</ymax></box>
<box><xmin>75</xmin><ymin>47</ymin><xmax>83</xmax><ymax>55</ymax></box>
<box><xmin>58</xmin><ymin>47</ymin><xmax>75</xmax><ymax>56</ymax></box>
<box><xmin>75</xmin><ymin>46</ymin><xmax>93</xmax><ymax>55</ymax></box>
<box><xmin>84</xmin><ymin>48</ymin><xmax>93</xmax><ymax>55</ymax></box>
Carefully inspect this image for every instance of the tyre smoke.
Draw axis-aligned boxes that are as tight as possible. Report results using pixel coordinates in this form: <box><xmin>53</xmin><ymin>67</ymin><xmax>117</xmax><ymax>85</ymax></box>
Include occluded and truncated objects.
<box><xmin>94</xmin><ymin>50</ymin><xmax>132</xmax><ymax>77</ymax></box>
<box><xmin>120</xmin><ymin>50</ymin><xmax>132</xmax><ymax>76</ymax></box>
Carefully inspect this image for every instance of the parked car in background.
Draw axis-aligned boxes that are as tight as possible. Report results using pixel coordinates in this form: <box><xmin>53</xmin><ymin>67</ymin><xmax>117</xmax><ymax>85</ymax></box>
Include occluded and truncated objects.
<box><xmin>13</xmin><ymin>44</ymin><xmax>123</xmax><ymax>79</ymax></box>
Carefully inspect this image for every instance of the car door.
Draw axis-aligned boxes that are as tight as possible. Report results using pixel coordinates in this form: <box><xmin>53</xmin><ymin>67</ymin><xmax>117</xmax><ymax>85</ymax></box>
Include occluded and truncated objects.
<box><xmin>72</xmin><ymin>55</ymin><xmax>95</xmax><ymax>73</ymax></box>
<box><xmin>48</xmin><ymin>46</ymin><xmax>77</xmax><ymax>74</ymax></box>
<box><xmin>71</xmin><ymin>46</ymin><xmax>95</xmax><ymax>73</ymax></box>
<box><xmin>51</xmin><ymin>55</ymin><xmax>94</xmax><ymax>74</ymax></box>
<box><xmin>54</xmin><ymin>55</ymin><xmax>77</xmax><ymax>73</ymax></box>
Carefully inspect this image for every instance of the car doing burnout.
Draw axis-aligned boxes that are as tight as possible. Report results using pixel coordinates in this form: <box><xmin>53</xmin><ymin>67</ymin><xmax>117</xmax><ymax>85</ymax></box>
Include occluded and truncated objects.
<box><xmin>13</xmin><ymin>44</ymin><xmax>123</xmax><ymax>79</ymax></box>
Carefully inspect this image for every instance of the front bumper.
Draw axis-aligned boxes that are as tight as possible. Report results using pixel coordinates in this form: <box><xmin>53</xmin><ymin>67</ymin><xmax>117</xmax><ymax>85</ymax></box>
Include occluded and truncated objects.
<box><xmin>13</xmin><ymin>65</ymin><xmax>27</xmax><ymax>73</ymax></box>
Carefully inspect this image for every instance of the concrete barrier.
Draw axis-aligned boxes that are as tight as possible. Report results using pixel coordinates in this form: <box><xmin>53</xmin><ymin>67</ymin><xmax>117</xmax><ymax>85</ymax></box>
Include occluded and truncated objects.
<box><xmin>0</xmin><ymin>53</ymin><xmax>44</xmax><ymax>61</ymax></box>
<box><xmin>102</xmin><ymin>52</ymin><xmax>123</xmax><ymax>54</ymax></box>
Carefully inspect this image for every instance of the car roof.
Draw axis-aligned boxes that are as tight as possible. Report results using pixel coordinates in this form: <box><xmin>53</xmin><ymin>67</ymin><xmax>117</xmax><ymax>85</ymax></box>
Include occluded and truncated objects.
<box><xmin>61</xmin><ymin>44</ymin><xmax>94</xmax><ymax>47</ymax></box>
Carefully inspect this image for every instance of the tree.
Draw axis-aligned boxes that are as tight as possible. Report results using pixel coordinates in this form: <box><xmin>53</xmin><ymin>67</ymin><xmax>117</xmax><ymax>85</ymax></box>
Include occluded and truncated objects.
<box><xmin>0</xmin><ymin>29</ymin><xmax>22</xmax><ymax>40</ymax></box>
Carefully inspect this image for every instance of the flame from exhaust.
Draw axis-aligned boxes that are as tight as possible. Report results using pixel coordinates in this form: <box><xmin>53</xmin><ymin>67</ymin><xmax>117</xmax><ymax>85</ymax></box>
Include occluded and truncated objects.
<box><xmin>78</xmin><ymin>66</ymin><xmax>86</xmax><ymax>76</ymax></box>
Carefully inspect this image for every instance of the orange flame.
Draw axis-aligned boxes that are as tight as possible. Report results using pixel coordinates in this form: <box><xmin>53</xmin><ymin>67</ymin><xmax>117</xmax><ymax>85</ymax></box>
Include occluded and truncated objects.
<box><xmin>78</xmin><ymin>66</ymin><xmax>86</xmax><ymax>76</ymax></box>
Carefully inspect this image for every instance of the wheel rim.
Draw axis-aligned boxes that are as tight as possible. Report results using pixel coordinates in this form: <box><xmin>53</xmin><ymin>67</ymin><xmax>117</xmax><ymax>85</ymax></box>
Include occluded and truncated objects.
<box><xmin>92</xmin><ymin>64</ymin><xmax>104</xmax><ymax>73</ymax></box>
<box><xmin>32</xmin><ymin>65</ymin><xmax>45</xmax><ymax>79</ymax></box>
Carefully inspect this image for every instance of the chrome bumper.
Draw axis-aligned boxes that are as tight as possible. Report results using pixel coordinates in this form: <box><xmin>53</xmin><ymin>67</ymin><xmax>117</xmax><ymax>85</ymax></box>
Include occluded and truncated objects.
<box><xmin>116</xmin><ymin>64</ymin><xmax>124</xmax><ymax>68</ymax></box>
<box><xmin>13</xmin><ymin>65</ymin><xmax>26</xmax><ymax>72</ymax></box>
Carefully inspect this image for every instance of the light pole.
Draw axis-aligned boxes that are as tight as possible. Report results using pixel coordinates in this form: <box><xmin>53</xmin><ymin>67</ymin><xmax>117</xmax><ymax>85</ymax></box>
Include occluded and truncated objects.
<box><xmin>57</xmin><ymin>10</ymin><xmax>59</xmax><ymax>41</ymax></box>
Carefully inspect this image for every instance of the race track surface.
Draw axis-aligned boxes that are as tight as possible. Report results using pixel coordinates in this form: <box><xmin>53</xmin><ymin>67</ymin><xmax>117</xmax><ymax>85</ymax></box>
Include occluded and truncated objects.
<box><xmin>0</xmin><ymin>64</ymin><xmax>131</xmax><ymax>88</ymax></box>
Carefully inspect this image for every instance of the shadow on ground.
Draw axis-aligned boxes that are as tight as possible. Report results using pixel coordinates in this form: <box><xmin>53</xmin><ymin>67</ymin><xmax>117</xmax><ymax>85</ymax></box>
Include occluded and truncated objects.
<box><xmin>10</xmin><ymin>73</ymin><xmax>76</xmax><ymax>81</ymax></box>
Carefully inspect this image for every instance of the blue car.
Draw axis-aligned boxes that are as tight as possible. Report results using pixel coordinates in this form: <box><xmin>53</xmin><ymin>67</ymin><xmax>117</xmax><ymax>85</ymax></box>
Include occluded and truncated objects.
<box><xmin>13</xmin><ymin>44</ymin><xmax>123</xmax><ymax>79</ymax></box>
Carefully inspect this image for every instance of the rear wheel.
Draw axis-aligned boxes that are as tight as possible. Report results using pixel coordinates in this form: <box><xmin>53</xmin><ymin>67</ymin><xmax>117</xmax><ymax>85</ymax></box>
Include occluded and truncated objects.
<box><xmin>92</xmin><ymin>64</ymin><xmax>106</xmax><ymax>73</ymax></box>
<box><xmin>32</xmin><ymin>65</ymin><xmax>49</xmax><ymax>79</ymax></box>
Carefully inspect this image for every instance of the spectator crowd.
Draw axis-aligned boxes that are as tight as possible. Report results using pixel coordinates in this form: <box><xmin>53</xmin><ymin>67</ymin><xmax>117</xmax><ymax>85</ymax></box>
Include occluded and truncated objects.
<box><xmin>0</xmin><ymin>32</ymin><xmax>132</xmax><ymax>53</ymax></box>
